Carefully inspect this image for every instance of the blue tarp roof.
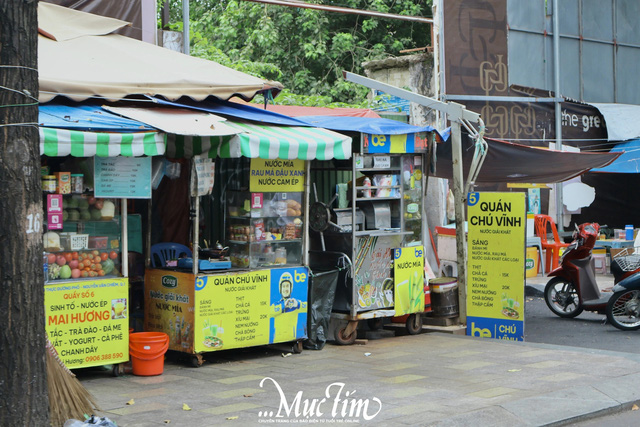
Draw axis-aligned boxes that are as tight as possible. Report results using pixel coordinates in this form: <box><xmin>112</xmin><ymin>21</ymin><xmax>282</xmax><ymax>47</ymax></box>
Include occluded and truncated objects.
<box><xmin>149</xmin><ymin>96</ymin><xmax>439</xmax><ymax>137</ymax></box>
<box><xmin>591</xmin><ymin>139</ymin><xmax>640</xmax><ymax>173</ymax></box>
<box><xmin>39</xmin><ymin>103</ymin><xmax>155</xmax><ymax>132</ymax></box>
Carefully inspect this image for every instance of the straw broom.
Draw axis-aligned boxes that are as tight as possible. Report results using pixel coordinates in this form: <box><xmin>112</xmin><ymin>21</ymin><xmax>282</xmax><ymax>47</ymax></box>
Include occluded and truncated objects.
<box><xmin>46</xmin><ymin>335</ymin><xmax>101</xmax><ymax>426</ymax></box>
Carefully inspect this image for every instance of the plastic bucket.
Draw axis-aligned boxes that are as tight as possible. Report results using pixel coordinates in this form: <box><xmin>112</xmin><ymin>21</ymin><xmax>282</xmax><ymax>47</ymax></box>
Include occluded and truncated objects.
<box><xmin>429</xmin><ymin>277</ymin><xmax>459</xmax><ymax>318</ymax></box>
<box><xmin>129</xmin><ymin>332</ymin><xmax>169</xmax><ymax>376</ymax></box>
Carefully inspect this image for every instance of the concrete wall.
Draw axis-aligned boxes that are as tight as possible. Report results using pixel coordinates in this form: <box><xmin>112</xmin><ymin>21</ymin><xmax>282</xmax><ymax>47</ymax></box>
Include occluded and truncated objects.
<box><xmin>363</xmin><ymin>53</ymin><xmax>448</xmax><ymax>274</ymax></box>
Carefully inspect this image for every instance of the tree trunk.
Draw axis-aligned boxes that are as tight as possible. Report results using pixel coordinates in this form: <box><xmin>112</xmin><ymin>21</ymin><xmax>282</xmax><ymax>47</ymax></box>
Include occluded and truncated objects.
<box><xmin>0</xmin><ymin>1</ymin><xmax>49</xmax><ymax>426</ymax></box>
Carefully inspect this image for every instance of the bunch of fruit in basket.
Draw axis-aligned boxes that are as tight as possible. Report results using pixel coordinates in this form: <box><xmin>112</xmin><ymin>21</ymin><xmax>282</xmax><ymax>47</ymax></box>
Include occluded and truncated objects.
<box><xmin>46</xmin><ymin>250</ymin><xmax>118</xmax><ymax>280</ymax></box>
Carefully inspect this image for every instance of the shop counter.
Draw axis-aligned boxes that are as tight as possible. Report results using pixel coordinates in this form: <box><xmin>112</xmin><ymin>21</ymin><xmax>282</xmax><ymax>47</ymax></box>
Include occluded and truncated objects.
<box><xmin>143</xmin><ymin>266</ymin><xmax>308</xmax><ymax>361</ymax></box>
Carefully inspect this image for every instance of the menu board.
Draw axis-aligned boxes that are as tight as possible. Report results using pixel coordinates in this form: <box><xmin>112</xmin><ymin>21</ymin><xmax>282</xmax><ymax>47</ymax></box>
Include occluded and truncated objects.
<box><xmin>193</xmin><ymin>267</ymin><xmax>308</xmax><ymax>352</ymax></box>
<box><xmin>466</xmin><ymin>192</ymin><xmax>525</xmax><ymax>341</ymax></box>
<box><xmin>94</xmin><ymin>156</ymin><xmax>152</xmax><ymax>199</ymax></box>
<box><xmin>44</xmin><ymin>278</ymin><xmax>129</xmax><ymax>369</ymax></box>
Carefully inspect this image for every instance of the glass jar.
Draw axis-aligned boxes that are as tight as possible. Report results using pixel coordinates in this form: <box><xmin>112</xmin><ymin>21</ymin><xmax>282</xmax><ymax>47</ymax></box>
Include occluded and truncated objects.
<box><xmin>42</xmin><ymin>175</ymin><xmax>56</xmax><ymax>193</ymax></box>
<box><xmin>275</xmin><ymin>247</ymin><xmax>287</xmax><ymax>265</ymax></box>
<box><xmin>71</xmin><ymin>174</ymin><xmax>84</xmax><ymax>193</ymax></box>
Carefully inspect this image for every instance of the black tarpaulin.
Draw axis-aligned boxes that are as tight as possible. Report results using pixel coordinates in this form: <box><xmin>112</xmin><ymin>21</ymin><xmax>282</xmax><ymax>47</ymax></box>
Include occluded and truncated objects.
<box><xmin>433</xmin><ymin>137</ymin><xmax>621</xmax><ymax>184</ymax></box>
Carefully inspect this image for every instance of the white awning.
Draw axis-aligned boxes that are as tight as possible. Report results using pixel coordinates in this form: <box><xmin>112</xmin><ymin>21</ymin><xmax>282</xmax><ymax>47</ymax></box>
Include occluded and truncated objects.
<box><xmin>102</xmin><ymin>106</ymin><xmax>240</xmax><ymax>137</ymax></box>
<box><xmin>37</xmin><ymin>3</ymin><xmax>282</xmax><ymax>103</ymax></box>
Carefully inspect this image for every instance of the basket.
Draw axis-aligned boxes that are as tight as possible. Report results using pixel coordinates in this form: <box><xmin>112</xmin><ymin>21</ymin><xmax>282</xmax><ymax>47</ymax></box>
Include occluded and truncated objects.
<box><xmin>61</xmin><ymin>233</ymin><xmax>89</xmax><ymax>251</ymax></box>
<box><xmin>612</xmin><ymin>253</ymin><xmax>640</xmax><ymax>272</ymax></box>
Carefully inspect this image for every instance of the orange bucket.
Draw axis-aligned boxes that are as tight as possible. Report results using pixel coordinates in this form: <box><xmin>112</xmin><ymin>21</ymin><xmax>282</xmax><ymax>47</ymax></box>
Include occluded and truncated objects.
<box><xmin>129</xmin><ymin>332</ymin><xmax>169</xmax><ymax>376</ymax></box>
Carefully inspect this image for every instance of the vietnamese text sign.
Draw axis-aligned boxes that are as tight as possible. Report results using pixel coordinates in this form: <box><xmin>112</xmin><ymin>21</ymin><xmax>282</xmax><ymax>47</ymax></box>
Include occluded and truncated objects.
<box><xmin>193</xmin><ymin>267</ymin><xmax>308</xmax><ymax>352</ymax></box>
<box><xmin>94</xmin><ymin>156</ymin><xmax>152</xmax><ymax>199</ymax></box>
<box><xmin>393</xmin><ymin>246</ymin><xmax>425</xmax><ymax>316</ymax></box>
<box><xmin>44</xmin><ymin>278</ymin><xmax>129</xmax><ymax>369</ymax></box>
<box><xmin>144</xmin><ymin>270</ymin><xmax>195</xmax><ymax>352</ymax></box>
<box><xmin>466</xmin><ymin>192</ymin><xmax>525</xmax><ymax>341</ymax></box>
<box><xmin>249</xmin><ymin>159</ymin><xmax>305</xmax><ymax>192</ymax></box>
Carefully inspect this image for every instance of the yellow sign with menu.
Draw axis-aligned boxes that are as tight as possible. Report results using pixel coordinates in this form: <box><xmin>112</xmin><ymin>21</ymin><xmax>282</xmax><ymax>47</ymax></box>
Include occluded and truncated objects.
<box><xmin>194</xmin><ymin>267</ymin><xmax>308</xmax><ymax>353</ymax></box>
<box><xmin>250</xmin><ymin>158</ymin><xmax>305</xmax><ymax>192</ymax></box>
<box><xmin>44</xmin><ymin>278</ymin><xmax>129</xmax><ymax>369</ymax></box>
<box><xmin>393</xmin><ymin>246</ymin><xmax>425</xmax><ymax>316</ymax></box>
<box><xmin>466</xmin><ymin>192</ymin><xmax>525</xmax><ymax>341</ymax></box>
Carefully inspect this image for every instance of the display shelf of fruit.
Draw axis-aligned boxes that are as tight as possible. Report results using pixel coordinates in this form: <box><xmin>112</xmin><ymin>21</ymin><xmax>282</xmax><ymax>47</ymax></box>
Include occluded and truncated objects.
<box><xmin>62</xmin><ymin>195</ymin><xmax>116</xmax><ymax>222</ymax></box>
<box><xmin>46</xmin><ymin>250</ymin><xmax>119</xmax><ymax>281</ymax></box>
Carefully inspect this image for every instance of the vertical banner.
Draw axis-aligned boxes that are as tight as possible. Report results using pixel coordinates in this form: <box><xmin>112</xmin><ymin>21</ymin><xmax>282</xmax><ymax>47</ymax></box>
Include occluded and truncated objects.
<box><xmin>393</xmin><ymin>246</ymin><xmax>425</xmax><ymax>316</ymax></box>
<box><xmin>44</xmin><ymin>278</ymin><xmax>129</xmax><ymax>369</ymax></box>
<box><xmin>144</xmin><ymin>270</ymin><xmax>195</xmax><ymax>352</ymax></box>
<box><xmin>467</xmin><ymin>192</ymin><xmax>525</xmax><ymax>341</ymax></box>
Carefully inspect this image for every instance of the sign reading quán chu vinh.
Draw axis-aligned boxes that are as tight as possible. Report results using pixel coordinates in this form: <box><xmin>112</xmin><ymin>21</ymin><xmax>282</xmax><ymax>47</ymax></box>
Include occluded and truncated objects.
<box><xmin>466</xmin><ymin>192</ymin><xmax>525</xmax><ymax>341</ymax></box>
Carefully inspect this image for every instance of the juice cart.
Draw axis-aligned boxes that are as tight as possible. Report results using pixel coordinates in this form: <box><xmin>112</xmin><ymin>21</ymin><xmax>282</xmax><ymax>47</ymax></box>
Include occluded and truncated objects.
<box><xmin>40</xmin><ymin>110</ymin><xmax>163</xmax><ymax>375</ymax></box>
<box><xmin>143</xmin><ymin>121</ymin><xmax>352</xmax><ymax>366</ymax></box>
<box><xmin>309</xmin><ymin>130</ymin><xmax>434</xmax><ymax>344</ymax></box>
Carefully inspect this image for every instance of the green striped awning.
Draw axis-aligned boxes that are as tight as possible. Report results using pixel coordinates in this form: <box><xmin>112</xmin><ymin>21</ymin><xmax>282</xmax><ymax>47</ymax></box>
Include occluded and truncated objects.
<box><xmin>165</xmin><ymin>122</ymin><xmax>352</xmax><ymax>160</ymax></box>
<box><xmin>39</xmin><ymin>127</ymin><xmax>166</xmax><ymax>157</ymax></box>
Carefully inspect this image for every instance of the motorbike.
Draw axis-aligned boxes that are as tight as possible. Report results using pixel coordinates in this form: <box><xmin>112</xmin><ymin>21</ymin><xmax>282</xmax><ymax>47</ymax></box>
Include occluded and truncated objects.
<box><xmin>544</xmin><ymin>222</ymin><xmax>640</xmax><ymax>319</ymax></box>
<box><xmin>606</xmin><ymin>253</ymin><xmax>640</xmax><ymax>330</ymax></box>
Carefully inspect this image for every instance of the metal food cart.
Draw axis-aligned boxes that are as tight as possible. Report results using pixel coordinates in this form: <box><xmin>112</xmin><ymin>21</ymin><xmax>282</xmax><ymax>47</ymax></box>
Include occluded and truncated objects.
<box><xmin>142</xmin><ymin>117</ymin><xmax>352</xmax><ymax>366</ymax></box>
<box><xmin>308</xmin><ymin>125</ymin><xmax>435</xmax><ymax>344</ymax></box>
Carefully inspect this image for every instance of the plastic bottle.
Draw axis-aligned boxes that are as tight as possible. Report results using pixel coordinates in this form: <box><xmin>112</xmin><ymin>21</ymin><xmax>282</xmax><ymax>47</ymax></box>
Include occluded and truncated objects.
<box><xmin>363</xmin><ymin>177</ymin><xmax>372</xmax><ymax>198</ymax></box>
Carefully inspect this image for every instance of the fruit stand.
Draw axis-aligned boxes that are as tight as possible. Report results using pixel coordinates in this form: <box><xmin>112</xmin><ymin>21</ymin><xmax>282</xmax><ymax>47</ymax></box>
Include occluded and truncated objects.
<box><xmin>39</xmin><ymin>104</ymin><xmax>164</xmax><ymax>374</ymax></box>
<box><xmin>142</xmin><ymin>118</ymin><xmax>352</xmax><ymax>366</ymax></box>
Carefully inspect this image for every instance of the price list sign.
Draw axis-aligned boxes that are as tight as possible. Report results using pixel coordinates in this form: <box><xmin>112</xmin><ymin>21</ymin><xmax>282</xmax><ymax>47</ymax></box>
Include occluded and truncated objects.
<box><xmin>94</xmin><ymin>157</ymin><xmax>152</xmax><ymax>199</ymax></box>
<box><xmin>466</xmin><ymin>192</ymin><xmax>525</xmax><ymax>341</ymax></box>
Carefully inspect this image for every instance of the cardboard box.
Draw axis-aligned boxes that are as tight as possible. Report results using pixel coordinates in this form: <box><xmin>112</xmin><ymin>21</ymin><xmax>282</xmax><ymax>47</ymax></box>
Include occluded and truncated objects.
<box><xmin>54</xmin><ymin>172</ymin><xmax>71</xmax><ymax>194</ymax></box>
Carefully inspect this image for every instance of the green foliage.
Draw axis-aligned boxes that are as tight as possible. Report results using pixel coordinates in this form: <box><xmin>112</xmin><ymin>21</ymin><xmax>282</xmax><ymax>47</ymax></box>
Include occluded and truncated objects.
<box><xmin>157</xmin><ymin>0</ymin><xmax>432</xmax><ymax>105</ymax></box>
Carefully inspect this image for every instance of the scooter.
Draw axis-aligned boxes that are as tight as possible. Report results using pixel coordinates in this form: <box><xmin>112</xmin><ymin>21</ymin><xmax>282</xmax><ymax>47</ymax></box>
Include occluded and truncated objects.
<box><xmin>606</xmin><ymin>254</ymin><xmax>640</xmax><ymax>330</ymax></box>
<box><xmin>544</xmin><ymin>222</ymin><xmax>640</xmax><ymax>318</ymax></box>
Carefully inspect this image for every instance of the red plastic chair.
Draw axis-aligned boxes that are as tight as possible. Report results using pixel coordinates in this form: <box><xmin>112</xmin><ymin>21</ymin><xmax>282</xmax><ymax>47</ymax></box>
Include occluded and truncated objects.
<box><xmin>534</xmin><ymin>214</ymin><xmax>570</xmax><ymax>272</ymax></box>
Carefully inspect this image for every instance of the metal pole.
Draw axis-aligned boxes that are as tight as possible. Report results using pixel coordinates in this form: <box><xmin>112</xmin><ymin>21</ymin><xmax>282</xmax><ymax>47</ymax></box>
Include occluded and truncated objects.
<box><xmin>449</xmin><ymin>104</ymin><xmax>467</xmax><ymax>324</ymax></box>
<box><xmin>553</xmin><ymin>0</ymin><xmax>563</xmax><ymax>230</ymax></box>
<box><xmin>182</xmin><ymin>0</ymin><xmax>190</xmax><ymax>55</ymax></box>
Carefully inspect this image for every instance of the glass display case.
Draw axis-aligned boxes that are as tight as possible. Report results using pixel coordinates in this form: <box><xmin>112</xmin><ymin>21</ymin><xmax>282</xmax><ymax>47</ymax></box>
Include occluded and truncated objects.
<box><xmin>226</xmin><ymin>190</ymin><xmax>304</xmax><ymax>268</ymax></box>
<box><xmin>43</xmin><ymin>194</ymin><xmax>122</xmax><ymax>282</ymax></box>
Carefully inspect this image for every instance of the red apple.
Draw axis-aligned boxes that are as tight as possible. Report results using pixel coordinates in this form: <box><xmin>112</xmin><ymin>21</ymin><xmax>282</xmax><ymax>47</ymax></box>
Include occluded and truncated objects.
<box><xmin>47</xmin><ymin>253</ymin><xmax>57</xmax><ymax>264</ymax></box>
<box><xmin>68</xmin><ymin>260</ymin><xmax>79</xmax><ymax>269</ymax></box>
<box><xmin>55</xmin><ymin>255</ymin><xmax>66</xmax><ymax>266</ymax></box>
<box><xmin>71</xmin><ymin>269</ymin><xmax>82</xmax><ymax>279</ymax></box>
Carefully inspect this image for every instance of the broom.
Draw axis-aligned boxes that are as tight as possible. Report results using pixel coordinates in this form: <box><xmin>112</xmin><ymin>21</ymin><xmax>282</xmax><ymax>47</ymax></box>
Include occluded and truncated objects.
<box><xmin>46</xmin><ymin>335</ymin><xmax>101</xmax><ymax>426</ymax></box>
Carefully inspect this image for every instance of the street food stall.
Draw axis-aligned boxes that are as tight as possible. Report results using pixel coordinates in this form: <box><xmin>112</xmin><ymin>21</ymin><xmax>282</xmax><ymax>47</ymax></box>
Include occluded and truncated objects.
<box><xmin>141</xmin><ymin>113</ymin><xmax>352</xmax><ymax>366</ymax></box>
<box><xmin>304</xmin><ymin>116</ymin><xmax>437</xmax><ymax>344</ymax></box>
<box><xmin>39</xmin><ymin>103</ymin><xmax>164</xmax><ymax>374</ymax></box>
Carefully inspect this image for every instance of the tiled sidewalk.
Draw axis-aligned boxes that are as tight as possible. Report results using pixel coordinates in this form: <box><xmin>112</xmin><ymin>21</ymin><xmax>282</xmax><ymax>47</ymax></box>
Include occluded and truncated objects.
<box><xmin>78</xmin><ymin>332</ymin><xmax>640</xmax><ymax>426</ymax></box>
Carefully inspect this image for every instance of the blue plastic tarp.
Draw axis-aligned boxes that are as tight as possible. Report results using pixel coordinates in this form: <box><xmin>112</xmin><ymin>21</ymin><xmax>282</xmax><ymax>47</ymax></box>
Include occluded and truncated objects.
<box><xmin>591</xmin><ymin>139</ymin><xmax>640</xmax><ymax>173</ymax></box>
<box><xmin>39</xmin><ymin>103</ymin><xmax>155</xmax><ymax>132</ymax></box>
<box><xmin>149</xmin><ymin>96</ymin><xmax>440</xmax><ymax>137</ymax></box>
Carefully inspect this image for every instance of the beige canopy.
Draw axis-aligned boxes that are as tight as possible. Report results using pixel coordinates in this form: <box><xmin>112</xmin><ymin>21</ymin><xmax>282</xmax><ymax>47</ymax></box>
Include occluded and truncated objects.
<box><xmin>38</xmin><ymin>3</ymin><xmax>282</xmax><ymax>103</ymax></box>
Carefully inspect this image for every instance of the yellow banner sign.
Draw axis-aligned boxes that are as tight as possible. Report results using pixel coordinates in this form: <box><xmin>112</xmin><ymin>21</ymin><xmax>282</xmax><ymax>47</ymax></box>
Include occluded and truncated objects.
<box><xmin>250</xmin><ymin>158</ymin><xmax>305</xmax><ymax>192</ymax></box>
<box><xmin>45</xmin><ymin>278</ymin><xmax>129</xmax><ymax>369</ymax></box>
<box><xmin>144</xmin><ymin>269</ymin><xmax>195</xmax><ymax>352</ymax></box>
<box><xmin>194</xmin><ymin>267</ymin><xmax>308</xmax><ymax>353</ymax></box>
<box><xmin>393</xmin><ymin>246</ymin><xmax>425</xmax><ymax>316</ymax></box>
<box><xmin>466</xmin><ymin>192</ymin><xmax>525</xmax><ymax>341</ymax></box>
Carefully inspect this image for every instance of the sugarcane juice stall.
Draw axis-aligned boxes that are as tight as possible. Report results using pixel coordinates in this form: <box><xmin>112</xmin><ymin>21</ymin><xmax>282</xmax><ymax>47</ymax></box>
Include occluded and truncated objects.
<box><xmin>143</xmin><ymin>122</ymin><xmax>352</xmax><ymax>365</ymax></box>
<box><xmin>309</xmin><ymin>127</ymin><xmax>434</xmax><ymax>344</ymax></box>
<box><xmin>40</xmin><ymin>112</ymin><xmax>162</xmax><ymax>374</ymax></box>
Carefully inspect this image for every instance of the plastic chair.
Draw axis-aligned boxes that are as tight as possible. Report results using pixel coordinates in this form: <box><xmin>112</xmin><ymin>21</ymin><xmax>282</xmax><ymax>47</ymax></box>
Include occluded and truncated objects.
<box><xmin>150</xmin><ymin>243</ymin><xmax>192</xmax><ymax>268</ymax></box>
<box><xmin>534</xmin><ymin>214</ymin><xmax>569</xmax><ymax>272</ymax></box>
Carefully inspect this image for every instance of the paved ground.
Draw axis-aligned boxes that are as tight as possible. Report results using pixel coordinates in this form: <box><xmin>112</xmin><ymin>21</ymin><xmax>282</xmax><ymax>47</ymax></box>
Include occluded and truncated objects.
<box><xmin>78</xmin><ymin>287</ymin><xmax>640</xmax><ymax>427</ymax></box>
